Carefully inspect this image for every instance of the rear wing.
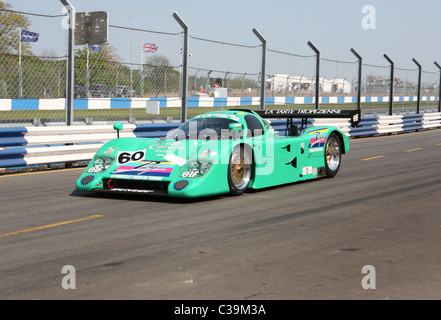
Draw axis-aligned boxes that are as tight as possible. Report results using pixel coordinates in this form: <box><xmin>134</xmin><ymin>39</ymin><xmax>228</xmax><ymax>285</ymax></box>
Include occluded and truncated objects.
<box><xmin>254</xmin><ymin>109</ymin><xmax>361</xmax><ymax>127</ymax></box>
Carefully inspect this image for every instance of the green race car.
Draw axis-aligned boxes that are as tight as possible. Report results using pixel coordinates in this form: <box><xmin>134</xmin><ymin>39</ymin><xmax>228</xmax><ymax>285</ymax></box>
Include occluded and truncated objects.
<box><xmin>76</xmin><ymin>108</ymin><xmax>360</xmax><ymax>198</ymax></box>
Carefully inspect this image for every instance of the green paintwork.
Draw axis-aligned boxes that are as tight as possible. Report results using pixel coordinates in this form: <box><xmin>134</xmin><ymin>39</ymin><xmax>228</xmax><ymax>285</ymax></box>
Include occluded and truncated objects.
<box><xmin>76</xmin><ymin>110</ymin><xmax>350</xmax><ymax>198</ymax></box>
<box><xmin>113</xmin><ymin>122</ymin><xmax>124</xmax><ymax>131</ymax></box>
<box><xmin>229</xmin><ymin>122</ymin><xmax>243</xmax><ymax>132</ymax></box>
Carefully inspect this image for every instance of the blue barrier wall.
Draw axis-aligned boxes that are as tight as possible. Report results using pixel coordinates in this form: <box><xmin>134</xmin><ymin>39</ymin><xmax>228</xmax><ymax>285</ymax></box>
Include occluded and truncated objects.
<box><xmin>0</xmin><ymin>95</ymin><xmax>438</xmax><ymax>110</ymax></box>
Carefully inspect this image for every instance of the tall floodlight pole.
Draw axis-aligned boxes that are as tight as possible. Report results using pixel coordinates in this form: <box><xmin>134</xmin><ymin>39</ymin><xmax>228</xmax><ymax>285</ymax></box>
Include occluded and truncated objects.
<box><xmin>173</xmin><ymin>12</ymin><xmax>189</xmax><ymax>122</ymax></box>
<box><xmin>383</xmin><ymin>54</ymin><xmax>394</xmax><ymax>116</ymax></box>
<box><xmin>307</xmin><ymin>41</ymin><xmax>320</xmax><ymax>110</ymax></box>
<box><xmin>252</xmin><ymin>28</ymin><xmax>266</xmax><ymax>110</ymax></box>
<box><xmin>350</xmin><ymin>48</ymin><xmax>362</xmax><ymax>110</ymax></box>
<box><xmin>412</xmin><ymin>58</ymin><xmax>422</xmax><ymax>114</ymax></box>
<box><xmin>60</xmin><ymin>0</ymin><xmax>75</xmax><ymax>125</ymax></box>
<box><xmin>434</xmin><ymin>61</ymin><xmax>441</xmax><ymax>112</ymax></box>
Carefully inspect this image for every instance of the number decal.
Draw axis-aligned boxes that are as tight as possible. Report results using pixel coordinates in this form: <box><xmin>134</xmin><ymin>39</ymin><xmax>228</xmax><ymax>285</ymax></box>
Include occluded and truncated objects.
<box><xmin>117</xmin><ymin>150</ymin><xmax>146</xmax><ymax>165</ymax></box>
<box><xmin>117</xmin><ymin>152</ymin><xmax>131</xmax><ymax>164</ymax></box>
<box><xmin>131</xmin><ymin>151</ymin><xmax>144</xmax><ymax>161</ymax></box>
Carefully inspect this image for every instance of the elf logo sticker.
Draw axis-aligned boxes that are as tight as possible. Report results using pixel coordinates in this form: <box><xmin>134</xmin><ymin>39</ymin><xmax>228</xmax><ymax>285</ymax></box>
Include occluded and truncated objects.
<box><xmin>181</xmin><ymin>171</ymin><xmax>198</xmax><ymax>178</ymax></box>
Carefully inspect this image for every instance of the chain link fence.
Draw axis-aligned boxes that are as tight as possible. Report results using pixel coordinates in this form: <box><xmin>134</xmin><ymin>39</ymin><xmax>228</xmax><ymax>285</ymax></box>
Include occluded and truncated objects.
<box><xmin>1</xmin><ymin>3</ymin><xmax>440</xmax><ymax>127</ymax></box>
<box><xmin>188</xmin><ymin>34</ymin><xmax>261</xmax><ymax>110</ymax></box>
<box><xmin>70</xmin><ymin>23</ymin><xmax>184</xmax><ymax>123</ymax></box>
<box><xmin>0</xmin><ymin>6</ymin><xmax>67</xmax><ymax>124</ymax></box>
<box><xmin>266</xmin><ymin>48</ymin><xmax>316</xmax><ymax>99</ymax></box>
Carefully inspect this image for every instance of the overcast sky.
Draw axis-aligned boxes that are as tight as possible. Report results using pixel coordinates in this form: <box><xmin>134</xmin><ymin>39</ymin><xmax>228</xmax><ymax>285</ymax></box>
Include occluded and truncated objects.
<box><xmin>8</xmin><ymin>0</ymin><xmax>441</xmax><ymax>82</ymax></box>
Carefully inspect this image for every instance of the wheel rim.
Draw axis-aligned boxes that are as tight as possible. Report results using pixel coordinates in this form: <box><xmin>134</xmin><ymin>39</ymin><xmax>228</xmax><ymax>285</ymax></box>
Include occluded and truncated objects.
<box><xmin>326</xmin><ymin>137</ymin><xmax>341</xmax><ymax>171</ymax></box>
<box><xmin>230</xmin><ymin>151</ymin><xmax>251</xmax><ymax>190</ymax></box>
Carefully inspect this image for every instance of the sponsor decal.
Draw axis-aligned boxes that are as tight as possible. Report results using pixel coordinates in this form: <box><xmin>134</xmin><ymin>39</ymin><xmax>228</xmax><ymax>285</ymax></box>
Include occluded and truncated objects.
<box><xmin>181</xmin><ymin>171</ymin><xmax>198</xmax><ymax>178</ymax></box>
<box><xmin>199</xmin><ymin>149</ymin><xmax>217</xmax><ymax>157</ymax></box>
<box><xmin>262</xmin><ymin>109</ymin><xmax>343</xmax><ymax>116</ymax></box>
<box><xmin>308</xmin><ymin>128</ymin><xmax>328</xmax><ymax>148</ymax></box>
<box><xmin>104</xmin><ymin>147</ymin><xmax>116</xmax><ymax>154</ymax></box>
<box><xmin>148</xmin><ymin>142</ymin><xmax>185</xmax><ymax>152</ymax></box>
<box><xmin>309</xmin><ymin>147</ymin><xmax>324</xmax><ymax>153</ymax></box>
<box><xmin>164</xmin><ymin>153</ymin><xmax>187</xmax><ymax>166</ymax></box>
<box><xmin>110</xmin><ymin>188</ymin><xmax>155</xmax><ymax>193</ymax></box>
<box><xmin>173</xmin><ymin>180</ymin><xmax>189</xmax><ymax>191</ymax></box>
<box><xmin>302</xmin><ymin>166</ymin><xmax>313</xmax><ymax>175</ymax></box>
<box><xmin>193</xmin><ymin>113</ymin><xmax>240</xmax><ymax>121</ymax></box>
<box><xmin>111</xmin><ymin>160</ymin><xmax>174</xmax><ymax>177</ymax></box>
<box><xmin>80</xmin><ymin>175</ymin><xmax>94</xmax><ymax>186</ymax></box>
<box><xmin>110</xmin><ymin>174</ymin><xmax>164</xmax><ymax>181</ymax></box>
<box><xmin>87</xmin><ymin>167</ymin><xmax>103</xmax><ymax>173</ymax></box>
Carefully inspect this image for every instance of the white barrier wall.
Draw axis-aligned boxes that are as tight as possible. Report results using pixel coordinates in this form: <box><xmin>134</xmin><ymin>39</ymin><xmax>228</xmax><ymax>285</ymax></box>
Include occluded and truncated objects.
<box><xmin>1</xmin><ymin>112</ymin><xmax>440</xmax><ymax>169</ymax></box>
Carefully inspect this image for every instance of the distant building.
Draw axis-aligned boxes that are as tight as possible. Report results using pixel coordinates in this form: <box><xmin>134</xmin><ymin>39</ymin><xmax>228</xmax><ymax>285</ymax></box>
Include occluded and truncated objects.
<box><xmin>265</xmin><ymin>74</ymin><xmax>352</xmax><ymax>94</ymax></box>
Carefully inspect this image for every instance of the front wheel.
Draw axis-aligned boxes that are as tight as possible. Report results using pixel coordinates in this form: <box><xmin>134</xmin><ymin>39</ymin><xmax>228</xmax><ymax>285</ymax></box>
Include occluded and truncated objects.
<box><xmin>324</xmin><ymin>132</ymin><xmax>342</xmax><ymax>178</ymax></box>
<box><xmin>228</xmin><ymin>145</ymin><xmax>252</xmax><ymax>196</ymax></box>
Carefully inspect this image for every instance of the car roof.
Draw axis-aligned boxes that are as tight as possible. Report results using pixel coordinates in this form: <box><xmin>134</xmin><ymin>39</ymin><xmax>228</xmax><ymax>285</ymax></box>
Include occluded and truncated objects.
<box><xmin>190</xmin><ymin>109</ymin><xmax>260</xmax><ymax>122</ymax></box>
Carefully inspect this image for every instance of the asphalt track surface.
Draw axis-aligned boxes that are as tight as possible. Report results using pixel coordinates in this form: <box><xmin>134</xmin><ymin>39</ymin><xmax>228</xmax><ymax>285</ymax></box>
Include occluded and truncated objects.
<box><xmin>1</xmin><ymin>129</ymin><xmax>441</xmax><ymax>300</ymax></box>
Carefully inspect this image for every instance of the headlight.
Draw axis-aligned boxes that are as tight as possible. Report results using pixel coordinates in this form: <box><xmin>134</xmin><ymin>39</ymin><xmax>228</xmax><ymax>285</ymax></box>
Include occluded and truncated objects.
<box><xmin>94</xmin><ymin>158</ymin><xmax>104</xmax><ymax>168</ymax></box>
<box><xmin>189</xmin><ymin>161</ymin><xmax>200</xmax><ymax>172</ymax></box>
<box><xmin>181</xmin><ymin>159</ymin><xmax>213</xmax><ymax>178</ymax></box>
<box><xmin>88</xmin><ymin>156</ymin><xmax>115</xmax><ymax>173</ymax></box>
<box><xmin>103</xmin><ymin>158</ymin><xmax>113</xmax><ymax>170</ymax></box>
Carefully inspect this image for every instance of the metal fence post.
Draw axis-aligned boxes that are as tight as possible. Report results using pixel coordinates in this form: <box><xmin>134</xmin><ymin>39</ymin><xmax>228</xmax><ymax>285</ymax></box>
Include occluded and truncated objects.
<box><xmin>60</xmin><ymin>0</ymin><xmax>75</xmax><ymax>126</ymax></box>
<box><xmin>18</xmin><ymin>29</ymin><xmax>23</xmax><ymax>98</ymax></box>
<box><xmin>252</xmin><ymin>28</ymin><xmax>266</xmax><ymax>110</ymax></box>
<box><xmin>383</xmin><ymin>54</ymin><xmax>394</xmax><ymax>115</ymax></box>
<box><xmin>350</xmin><ymin>48</ymin><xmax>362</xmax><ymax>110</ymax></box>
<box><xmin>307</xmin><ymin>41</ymin><xmax>320</xmax><ymax>110</ymax></box>
<box><xmin>173</xmin><ymin>12</ymin><xmax>189</xmax><ymax>122</ymax></box>
<box><xmin>434</xmin><ymin>61</ymin><xmax>441</xmax><ymax>112</ymax></box>
<box><xmin>412</xmin><ymin>58</ymin><xmax>422</xmax><ymax>114</ymax></box>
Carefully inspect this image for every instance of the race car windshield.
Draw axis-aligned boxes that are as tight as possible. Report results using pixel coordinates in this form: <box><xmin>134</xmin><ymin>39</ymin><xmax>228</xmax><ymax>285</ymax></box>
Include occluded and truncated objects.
<box><xmin>166</xmin><ymin>117</ymin><xmax>242</xmax><ymax>140</ymax></box>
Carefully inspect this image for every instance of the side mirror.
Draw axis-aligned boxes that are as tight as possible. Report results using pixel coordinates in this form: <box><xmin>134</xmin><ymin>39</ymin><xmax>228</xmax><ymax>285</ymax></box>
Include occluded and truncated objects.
<box><xmin>113</xmin><ymin>122</ymin><xmax>123</xmax><ymax>138</ymax></box>
<box><xmin>229</xmin><ymin>123</ymin><xmax>242</xmax><ymax>132</ymax></box>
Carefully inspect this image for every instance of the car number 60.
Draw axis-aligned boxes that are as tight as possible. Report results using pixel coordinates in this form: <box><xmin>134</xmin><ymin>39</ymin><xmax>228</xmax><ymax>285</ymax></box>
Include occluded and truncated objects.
<box><xmin>117</xmin><ymin>150</ymin><xmax>146</xmax><ymax>164</ymax></box>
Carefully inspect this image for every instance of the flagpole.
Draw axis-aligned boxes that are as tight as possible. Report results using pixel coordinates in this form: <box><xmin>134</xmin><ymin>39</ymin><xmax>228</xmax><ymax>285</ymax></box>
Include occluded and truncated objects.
<box><xmin>140</xmin><ymin>41</ymin><xmax>144</xmax><ymax>97</ymax></box>
<box><xmin>86</xmin><ymin>44</ymin><xmax>90</xmax><ymax>98</ymax></box>
<box><xmin>18</xmin><ymin>29</ymin><xmax>23</xmax><ymax>98</ymax></box>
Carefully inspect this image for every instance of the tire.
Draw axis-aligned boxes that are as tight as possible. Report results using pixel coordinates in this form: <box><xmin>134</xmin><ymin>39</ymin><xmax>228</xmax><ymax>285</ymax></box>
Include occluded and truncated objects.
<box><xmin>228</xmin><ymin>145</ymin><xmax>252</xmax><ymax>196</ymax></box>
<box><xmin>324</xmin><ymin>132</ymin><xmax>342</xmax><ymax>178</ymax></box>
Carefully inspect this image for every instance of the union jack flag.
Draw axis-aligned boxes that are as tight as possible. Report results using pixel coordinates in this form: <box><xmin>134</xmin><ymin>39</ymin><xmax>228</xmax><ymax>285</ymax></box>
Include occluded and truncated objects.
<box><xmin>142</xmin><ymin>42</ymin><xmax>158</xmax><ymax>53</ymax></box>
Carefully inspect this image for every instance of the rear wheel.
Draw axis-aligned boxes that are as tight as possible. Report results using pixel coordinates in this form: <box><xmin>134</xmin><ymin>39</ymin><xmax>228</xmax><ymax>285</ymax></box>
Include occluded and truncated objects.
<box><xmin>228</xmin><ymin>145</ymin><xmax>252</xmax><ymax>195</ymax></box>
<box><xmin>324</xmin><ymin>132</ymin><xmax>342</xmax><ymax>178</ymax></box>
